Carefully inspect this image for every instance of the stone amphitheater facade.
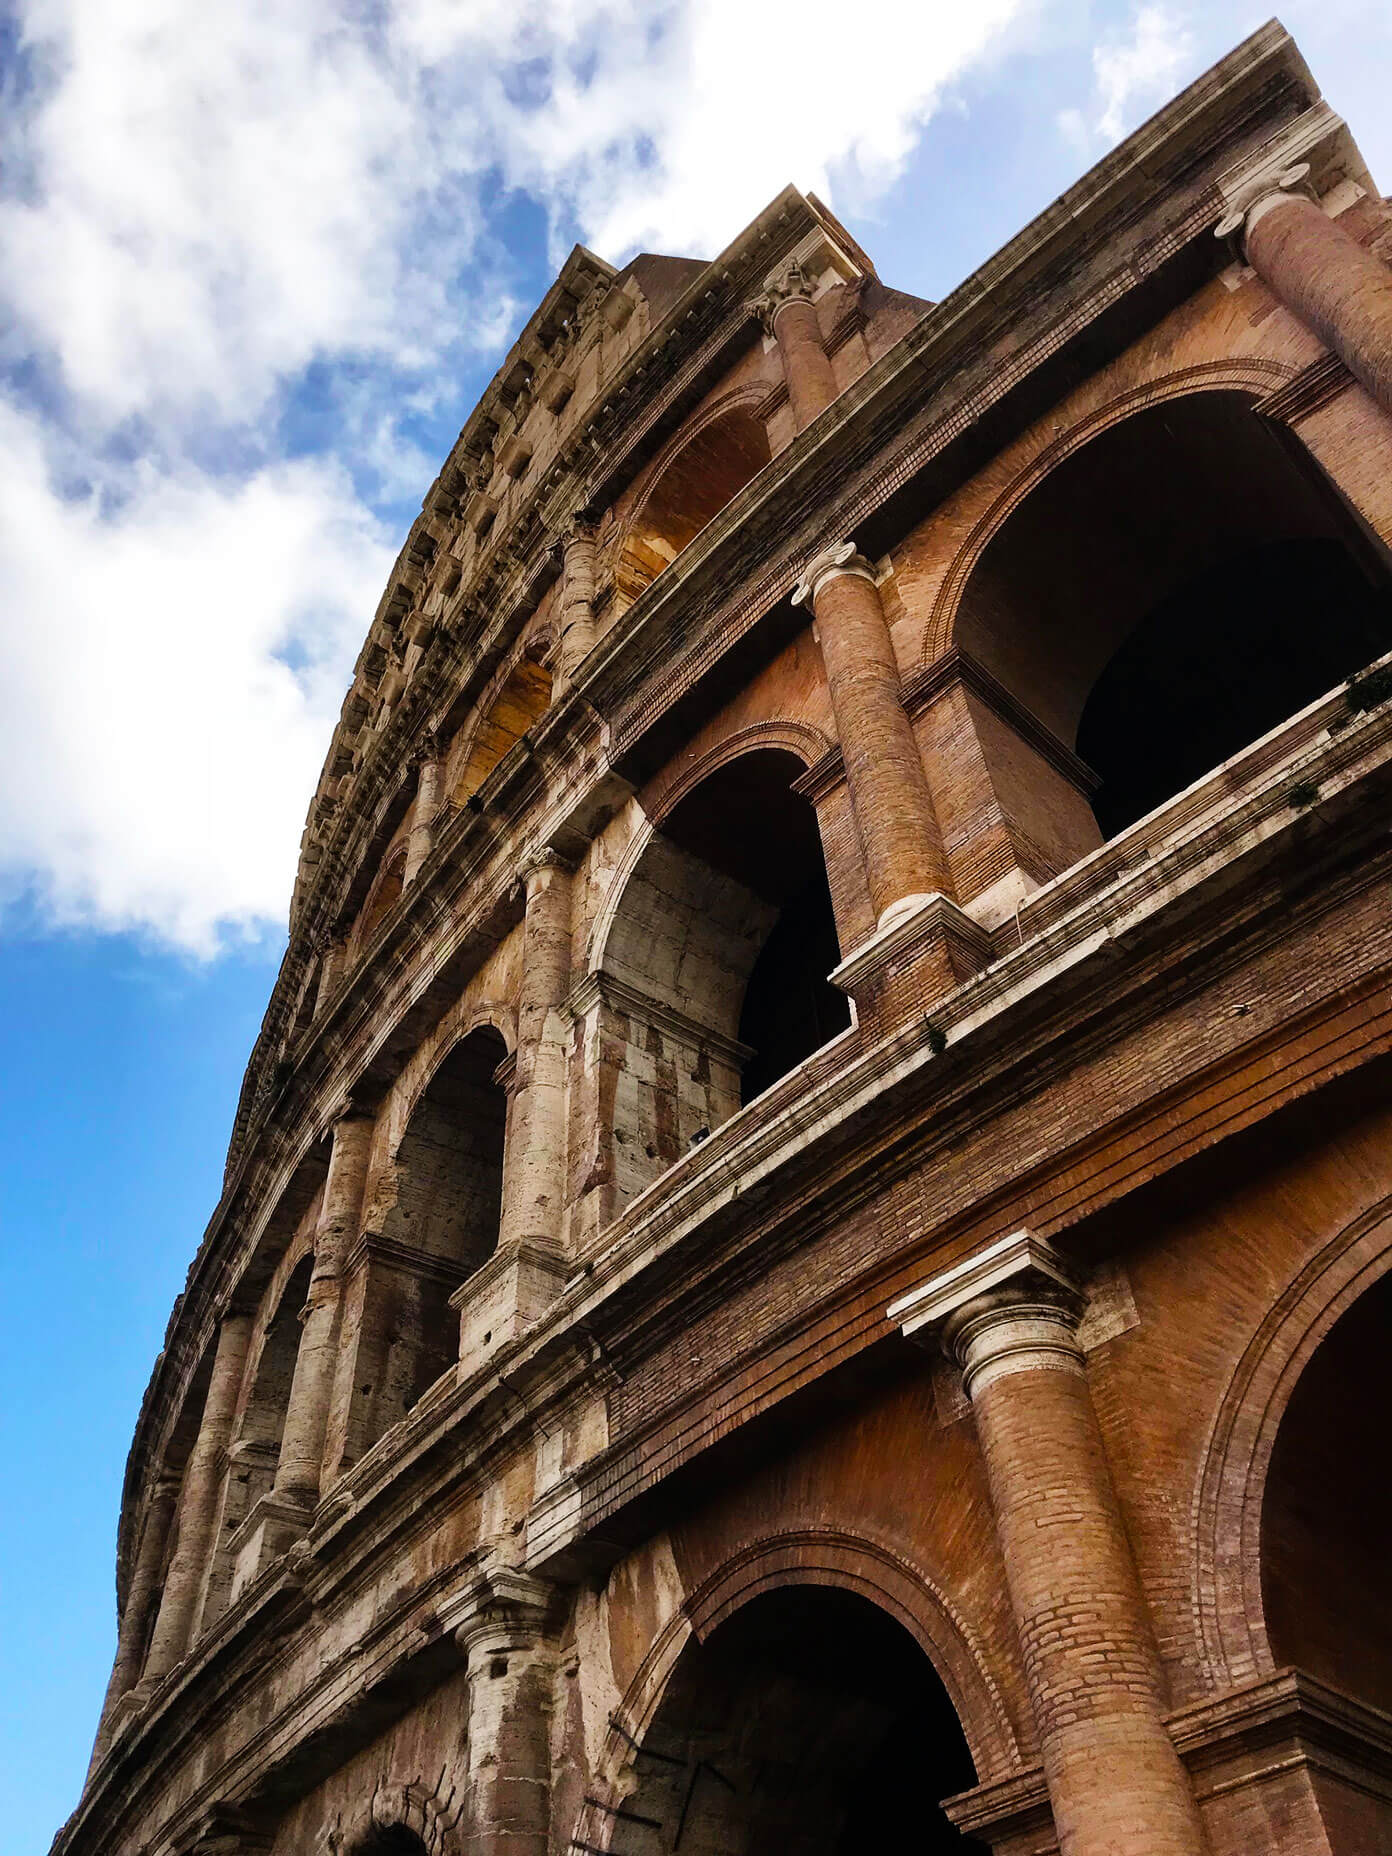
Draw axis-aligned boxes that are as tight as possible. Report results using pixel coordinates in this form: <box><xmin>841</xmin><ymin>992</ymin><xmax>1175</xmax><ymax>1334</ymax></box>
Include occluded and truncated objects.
<box><xmin>58</xmin><ymin>25</ymin><xmax>1392</xmax><ymax>1856</ymax></box>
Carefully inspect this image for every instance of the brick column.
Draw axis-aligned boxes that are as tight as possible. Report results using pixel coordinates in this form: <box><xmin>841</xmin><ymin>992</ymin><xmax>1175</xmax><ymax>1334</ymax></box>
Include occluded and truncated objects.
<box><xmin>754</xmin><ymin>260</ymin><xmax>839</xmax><ymax>431</ymax></box>
<box><xmin>498</xmin><ymin>850</ymin><xmax>573</xmax><ymax>1251</ymax></box>
<box><xmin>891</xmin><ymin>1234</ymin><xmax>1206</xmax><ymax>1856</ymax></box>
<box><xmin>556</xmin><ymin>522</ymin><xmax>598</xmax><ymax>694</ymax></box>
<box><xmin>141</xmin><ymin>1312</ymin><xmax>253</xmax><ymax>1684</ymax></box>
<box><xmin>272</xmin><ymin>1113</ymin><xmax>374</xmax><ymax>1508</ymax></box>
<box><xmin>403</xmin><ymin>749</ymin><xmax>443</xmax><ymax>886</ymax></box>
<box><xmin>793</xmin><ymin>541</ymin><xmax>951</xmax><ymax>926</ymax></box>
<box><xmin>1220</xmin><ymin>163</ymin><xmax>1392</xmax><ymax>416</ymax></box>
<box><xmin>455</xmin><ymin>1570</ymin><xmax>557</xmax><ymax>1856</ymax></box>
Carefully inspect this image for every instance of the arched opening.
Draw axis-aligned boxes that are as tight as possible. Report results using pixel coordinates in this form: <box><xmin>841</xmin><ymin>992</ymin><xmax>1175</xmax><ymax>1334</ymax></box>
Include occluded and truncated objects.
<box><xmin>594</xmin><ymin>749</ymin><xmax>848</xmax><ymax>1208</ymax></box>
<box><xmin>352</xmin><ymin>1027</ymin><xmax>509</xmax><ymax>1443</ymax></box>
<box><xmin>209</xmin><ymin>1253</ymin><xmax>314</xmax><ymax>1615</ymax></box>
<box><xmin>1261</xmin><ymin>1269</ymin><xmax>1392</xmax><ymax>1713</ymax></box>
<box><xmin>351</xmin><ymin>1831</ymin><xmax>428</xmax><ymax>1856</ymax></box>
<box><xmin>957</xmin><ymin>392</ymin><xmax>1392</xmax><ymax>850</ymax></box>
<box><xmin>616</xmin><ymin>406</ymin><xmax>773</xmax><ymax>607</ymax></box>
<box><xmin>355</xmin><ymin>848</ymin><xmax>406</xmax><ymax>956</ymax></box>
<box><xmin>453</xmin><ymin>658</ymin><xmax>552</xmax><ymax>806</ymax></box>
<box><xmin>621</xmin><ymin>1586</ymin><xmax>982</xmax><ymax>1852</ymax></box>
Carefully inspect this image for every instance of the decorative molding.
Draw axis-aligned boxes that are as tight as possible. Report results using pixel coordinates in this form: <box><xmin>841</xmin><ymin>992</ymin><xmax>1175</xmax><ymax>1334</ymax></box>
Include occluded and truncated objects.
<box><xmin>888</xmin><ymin>1228</ymin><xmax>1083</xmax><ymax>1343</ymax></box>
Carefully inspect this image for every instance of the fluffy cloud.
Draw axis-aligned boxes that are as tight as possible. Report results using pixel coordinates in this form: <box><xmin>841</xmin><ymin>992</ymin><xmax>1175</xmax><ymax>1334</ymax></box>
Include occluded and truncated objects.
<box><xmin>0</xmin><ymin>403</ymin><xmax>393</xmax><ymax>952</ymax></box>
<box><xmin>1058</xmin><ymin>3</ymin><xmax>1197</xmax><ymax>151</ymax></box>
<box><xmin>1093</xmin><ymin>4</ymin><xmax>1195</xmax><ymax>143</ymax></box>
<box><xmin>0</xmin><ymin>0</ymin><xmax>1028</xmax><ymax>954</ymax></box>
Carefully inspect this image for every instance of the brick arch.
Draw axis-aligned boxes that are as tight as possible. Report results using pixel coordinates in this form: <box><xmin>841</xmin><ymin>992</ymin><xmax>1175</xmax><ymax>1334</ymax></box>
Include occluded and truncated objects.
<box><xmin>353</xmin><ymin>842</ymin><xmax>409</xmax><ymax>961</ymax></box>
<box><xmin>588</xmin><ymin>727</ymin><xmax>830</xmax><ymax>978</ymax></box>
<box><xmin>612</xmin><ymin>383</ymin><xmax>775</xmax><ymax>606</ymax></box>
<box><xmin>918</xmin><ymin>358</ymin><xmax>1297</xmax><ymax>667</ymax></box>
<box><xmin>645</xmin><ymin>719</ymin><xmax>832</xmax><ymax>825</ymax></box>
<box><xmin>1191</xmin><ymin>1195</ymin><xmax>1392</xmax><ymax>1693</ymax></box>
<box><xmin>445</xmin><ymin>635</ymin><xmax>554</xmax><ymax>809</ymax></box>
<box><xmin>329</xmin><ymin>1777</ymin><xmax>462</xmax><ymax>1855</ymax></box>
<box><xmin>571</xmin><ymin>1525</ymin><xmax>1022</xmax><ymax>1851</ymax></box>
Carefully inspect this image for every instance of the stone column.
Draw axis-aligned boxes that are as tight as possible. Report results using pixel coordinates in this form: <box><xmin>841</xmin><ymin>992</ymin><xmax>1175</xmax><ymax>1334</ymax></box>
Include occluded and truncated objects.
<box><xmin>271</xmin><ymin>1113</ymin><xmax>374</xmax><ymax>1508</ymax></box>
<box><xmin>755</xmin><ymin>260</ymin><xmax>839</xmax><ymax>431</ymax></box>
<box><xmin>403</xmin><ymin>749</ymin><xmax>443</xmax><ymax>886</ymax></box>
<box><xmin>498</xmin><ymin>851</ymin><xmax>573</xmax><ymax>1252</ymax></box>
<box><xmin>141</xmin><ymin>1311</ymin><xmax>254</xmax><ymax>1685</ymax></box>
<box><xmin>455</xmin><ymin>1570</ymin><xmax>557</xmax><ymax>1856</ymax></box>
<box><xmin>315</xmin><ymin>937</ymin><xmax>347</xmax><ymax>1015</ymax></box>
<box><xmin>891</xmin><ymin>1234</ymin><xmax>1206</xmax><ymax>1856</ymax></box>
<box><xmin>556</xmin><ymin>522</ymin><xmax>598</xmax><ymax>694</ymax></box>
<box><xmin>90</xmin><ymin>1472</ymin><xmax>179</xmax><ymax>1759</ymax></box>
<box><xmin>1220</xmin><ymin>163</ymin><xmax>1392</xmax><ymax>417</ymax></box>
<box><xmin>793</xmin><ymin>541</ymin><xmax>951</xmax><ymax>927</ymax></box>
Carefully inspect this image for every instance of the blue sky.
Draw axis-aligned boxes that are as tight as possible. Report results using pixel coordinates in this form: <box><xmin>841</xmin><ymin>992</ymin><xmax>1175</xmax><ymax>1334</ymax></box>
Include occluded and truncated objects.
<box><xmin>3</xmin><ymin>1</ymin><xmax>1391</xmax><ymax>1848</ymax></box>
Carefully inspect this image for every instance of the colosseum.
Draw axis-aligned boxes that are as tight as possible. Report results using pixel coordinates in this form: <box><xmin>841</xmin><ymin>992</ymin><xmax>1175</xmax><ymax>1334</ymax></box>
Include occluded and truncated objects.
<box><xmin>58</xmin><ymin>22</ymin><xmax>1392</xmax><ymax>1856</ymax></box>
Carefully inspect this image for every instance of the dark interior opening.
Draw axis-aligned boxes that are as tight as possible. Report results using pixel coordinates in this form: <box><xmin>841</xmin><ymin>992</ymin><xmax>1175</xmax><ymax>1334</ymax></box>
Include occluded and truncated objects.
<box><xmin>660</xmin><ymin>750</ymin><xmax>850</xmax><ymax>1105</ymax></box>
<box><xmin>955</xmin><ymin>391</ymin><xmax>1392</xmax><ymax>851</ymax></box>
<box><xmin>1262</xmin><ymin>1269</ymin><xmax>1392</xmax><ymax>1715</ymax></box>
<box><xmin>623</xmin><ymin>1584</ymin><xmax>982</xmax><ymax>1853</ymax></box>
<box><xmin>368</xmin><ymin>1026</ymin><xmax>508</xmax><ymax>1425</ymax></box>
<box><xmin>1079</xmin><ymin>537</ymin><xmax>1392</xmax><ymax>836</ymax></box>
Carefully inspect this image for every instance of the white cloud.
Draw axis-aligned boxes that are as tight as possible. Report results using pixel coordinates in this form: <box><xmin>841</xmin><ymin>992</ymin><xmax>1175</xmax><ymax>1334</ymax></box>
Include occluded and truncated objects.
<box><xmin>0</xmin><ymin>401</ymin><xmax>393</xmax><ymax>954</ymax></box>
<box><xmin>1063</xmin><ymin>3</ymin><xmax>1196</xmax><ymax>148</ymax></box>
<box><xmin>0</xmin><ymin>0</ymin><xmax>1030</xmax><ymax>954</ymax></box>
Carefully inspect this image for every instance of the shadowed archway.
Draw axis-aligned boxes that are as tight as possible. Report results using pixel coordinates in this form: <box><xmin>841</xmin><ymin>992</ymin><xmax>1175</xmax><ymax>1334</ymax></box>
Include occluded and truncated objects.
<box><xmin>617</xmin><ymin>1585</ymin><xmax>983</xmax><ymax>1853</ymax></box>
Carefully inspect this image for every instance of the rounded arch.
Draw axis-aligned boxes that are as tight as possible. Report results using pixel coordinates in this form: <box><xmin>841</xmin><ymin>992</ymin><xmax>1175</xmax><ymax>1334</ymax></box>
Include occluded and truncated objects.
<box><xmin>348</xmin><ymin>1022</ymin><xmax>510</xmax><ymax>1444</ymax></box>
<box><xmin>398</xmin><ymin>1003</ymin><xmax>517</xmax><ymax>1138</ymax></box>
<box><xmin>920</xmin><ymin>360</ymin><xmax>1298</xmax><ymax>664</ymax></box>
<box><xmin>1192</xmin><ymin>1196</ymin><xmax>1392</xmax><ymax>1693</ymax></box>
<box><xmin>613</xmin><ymin>386</ymin><xmax>775</xmax><ymax>606</ymax></box>
<box><xmin>334</xmin><ymin>1781</ymin><xmax>461</xmax><ymax>1856</ymax></box>
<box><xmin>586</xmin><ymin>745</ymin><xmax>851</xmax><ymax>1203</ymax></box>
<box><xmin>925</xmin><ymin>372</ymin><xmax>1392</xmax><ymax>853</ymax></box>
<box><xmin>644</xmin><ymin>719</ymin><xmax>832</xmax><ymax>827</ymax></box>
<box><xmin>450</xmin><ymin>651</ymin><xmax>553</xmax><ymax>808</ymax></box>
<box><xmin>573</xmin><ymin>1528</ymin><xmax>1013</xmax><ymax>1855</ymax></box>
<box><xmin>354</xmin><ymin>844</ymin><xmax>408</xmax><ymax>957</ymax></box>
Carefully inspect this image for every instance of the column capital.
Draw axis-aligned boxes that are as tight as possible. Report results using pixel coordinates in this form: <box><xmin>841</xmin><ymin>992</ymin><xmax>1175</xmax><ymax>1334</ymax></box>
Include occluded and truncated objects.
<box><xmin>452</xmin><ymin>1566</ymin><xmax>558</xmax><ymax>1665</ymax></box>
<box><xmin>748</xmin><ymin>256</ymin><xmax>820</xmax><ymax>336</ymax></box>
<box><xmin>1214</xmin><ymin>161</ymin><xmax>1316</xmax><ymax>251</ymax></box>
<box><xmin>889</xmin><ymin>1229</ymin><xmax>1084</xmax><ymax>1356</ymax></box>
<box><xmin>560</xmin><ymin>515</ymin><xmax>599</xmax><ymax>556</ymax></box>
<box><xmin>791</xmin><ymin>540</ymin><xmax>876</xmax><ymax>608</ymax></box>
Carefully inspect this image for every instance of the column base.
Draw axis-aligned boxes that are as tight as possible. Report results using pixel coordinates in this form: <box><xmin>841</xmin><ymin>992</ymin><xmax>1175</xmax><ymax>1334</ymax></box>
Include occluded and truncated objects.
<box><xmin>225</xmin><ymin>1491</ymin><xmax>314</xmax><ymax>1604</ymax></box>
<box><xmin>451</xmin><ymin>1240</ymin><xmax>569</xmax><ymax>1381</ymax></box>
<box><xmin>830</xmin><ymin>890</ymin><xmax>990</xmax><ymax>1030</ymax></box>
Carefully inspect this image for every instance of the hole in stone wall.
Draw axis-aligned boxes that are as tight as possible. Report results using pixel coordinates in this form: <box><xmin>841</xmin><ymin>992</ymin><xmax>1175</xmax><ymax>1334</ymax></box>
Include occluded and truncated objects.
<box><xmin>615</xmin><ymin>407</ymin><xmax>773</xmax><ymax>609</ymax></box>
<box><xmin>452</xmin><ymin>658</ymin><xmax>553</xmax><ymax>807</ymax></box>
<box><xmin>354</xmin><ymin>1028</ymin><xmax>508</xmax><ymax>1450</ymax></box>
